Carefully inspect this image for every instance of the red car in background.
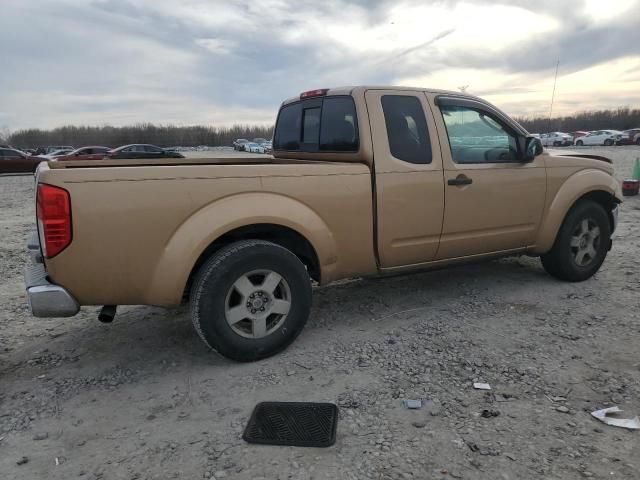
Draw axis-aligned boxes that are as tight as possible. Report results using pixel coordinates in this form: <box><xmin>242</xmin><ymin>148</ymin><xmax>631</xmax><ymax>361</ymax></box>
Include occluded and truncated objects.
<box><xmin>0</xmin><ymin>147</ymin><xmax>44</xmax><ymax>174</ymax></box>
<box><xmin>53</xmin><ymin>146</ymin><xmax>111</xmax><ymax>161</ymax></box>
<box><xmin>570</xmin><ymin>131</ymin><xmax>590</xmax><ymax>140</ymax></box>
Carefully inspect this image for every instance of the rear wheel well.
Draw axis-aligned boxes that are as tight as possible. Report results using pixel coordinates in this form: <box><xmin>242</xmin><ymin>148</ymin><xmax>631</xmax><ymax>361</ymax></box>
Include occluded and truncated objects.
<box><xmin>184</xmin><ymin>224</ymin><xmax>320</xmax><ymax>300</ymax></box>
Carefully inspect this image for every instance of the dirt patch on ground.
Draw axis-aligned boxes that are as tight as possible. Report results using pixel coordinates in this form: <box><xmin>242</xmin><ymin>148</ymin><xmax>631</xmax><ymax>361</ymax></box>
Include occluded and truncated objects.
<box><xmin>1</xmin><ymin>147</ymin><xmax>639</xmax><ymax>480</ymax></box>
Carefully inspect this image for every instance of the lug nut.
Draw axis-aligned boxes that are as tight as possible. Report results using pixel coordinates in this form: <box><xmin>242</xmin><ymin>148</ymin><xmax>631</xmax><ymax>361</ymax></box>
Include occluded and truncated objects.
<box><xmin>260</xmin><ymin>307</ymin><xmax>265</xmax><ymax>311</ymax></box>
<box><xmin>251</xmin><ymin>309</ymin><xmax>256</xmax><ymax>314</ymax></box>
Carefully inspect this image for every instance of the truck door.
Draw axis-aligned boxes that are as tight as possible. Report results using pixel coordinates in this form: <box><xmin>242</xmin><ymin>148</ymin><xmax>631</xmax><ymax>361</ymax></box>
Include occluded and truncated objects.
<box><xmin>429</xmin><ymin>95</ymin><xmax>546</xmax><ymax>259</ymax></box>
<box><xmin>365</xmin><ymin>89</ymin><xmax>445</xmax><ymax>268</ymax></box>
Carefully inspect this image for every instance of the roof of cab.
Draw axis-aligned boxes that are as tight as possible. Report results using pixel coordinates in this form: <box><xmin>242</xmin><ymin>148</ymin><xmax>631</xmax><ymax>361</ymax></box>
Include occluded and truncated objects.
<box><xmin>280</xmin><ymin>86</ymin><xmax>482</xmax><ymax>106</ymax></box>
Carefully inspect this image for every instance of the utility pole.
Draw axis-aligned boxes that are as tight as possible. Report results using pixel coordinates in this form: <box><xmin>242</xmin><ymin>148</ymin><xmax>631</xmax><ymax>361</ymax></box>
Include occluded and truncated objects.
<box><xmin>548</xmin><ymin>59</ymin><xmax>560</xmax><ymax>131</ymax></box>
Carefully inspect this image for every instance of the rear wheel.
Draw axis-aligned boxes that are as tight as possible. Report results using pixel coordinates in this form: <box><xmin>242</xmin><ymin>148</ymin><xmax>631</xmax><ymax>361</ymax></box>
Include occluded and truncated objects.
<box><xmin>576</xmin><ymin>140</ymin><xmax>583</xmax><ymax>146</ymax></box>
<box><xmin>604</xmin><ymin>139</ymin><xmax>613</xmax><ymax>146</ymax></box>
<box><xmin>190</xmin><ymin>240</ymin><xmax>312</xmax><ymax>361</ymax></box>
<box><xmin>541</xmin><ymin>200</ymin><xmax>610</xmax><ymax>282</ymax></box>
<box><xmin>553</xmin><ymin>141</ymin><xmax>561</xmax><ymax>146</ymax></box>
<box><xmin>635</xmin><ymin>137</ymin><xmax>640</xmax><ymax>145</ymax></box>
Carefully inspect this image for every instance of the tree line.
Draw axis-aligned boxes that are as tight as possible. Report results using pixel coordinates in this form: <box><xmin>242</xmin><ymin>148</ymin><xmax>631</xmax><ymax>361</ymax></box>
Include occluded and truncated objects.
<box><xmin>2</xmin><ymin>106</ymin><xmax>640</xmax><ymax>149</ymax></box>
<box><xmin>4</xmin><ymin>124</ymin><xmax>274</xmax><ymax>149</ymax></box>
<box><xmin>515</xmin><ymin>107</ymin><xmax>640</xmax><ymax>134</ymax></box>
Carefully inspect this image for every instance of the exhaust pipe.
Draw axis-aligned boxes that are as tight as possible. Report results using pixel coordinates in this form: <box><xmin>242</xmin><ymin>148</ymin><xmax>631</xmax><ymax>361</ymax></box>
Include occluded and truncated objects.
<box><xmin>98</xmin><ymin>305</ymin><xmax>117</xmax><ymax>323</ymax></box>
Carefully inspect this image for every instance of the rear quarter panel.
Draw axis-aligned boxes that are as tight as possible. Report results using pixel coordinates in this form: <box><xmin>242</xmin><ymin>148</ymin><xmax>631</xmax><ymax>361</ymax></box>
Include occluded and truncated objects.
<box><xmin>38</xmin><ymin>163</ymin><xmax>376</xmax><ymax>306</ymax></box>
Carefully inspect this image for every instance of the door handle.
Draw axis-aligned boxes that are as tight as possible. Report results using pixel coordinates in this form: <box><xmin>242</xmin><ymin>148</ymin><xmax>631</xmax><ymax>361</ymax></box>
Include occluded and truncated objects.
<box><xmin>448</xmin><ymin>176</ymin><xmax>472</xmax><ymax>186</ymax></box>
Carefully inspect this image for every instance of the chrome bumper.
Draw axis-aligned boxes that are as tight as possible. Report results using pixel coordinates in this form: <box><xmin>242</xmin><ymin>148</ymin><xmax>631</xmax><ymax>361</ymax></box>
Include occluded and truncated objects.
<box><xmin>25</xmin><ymin>233</ymin><xmax>79</xmax><ymax>318</ymax></box>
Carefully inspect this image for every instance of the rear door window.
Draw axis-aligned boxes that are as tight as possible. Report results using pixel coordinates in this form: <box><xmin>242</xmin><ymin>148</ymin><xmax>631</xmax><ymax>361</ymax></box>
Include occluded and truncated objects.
<box><xmin>274</xmin><ymin>95</ymin><xmax>359</xmax><ymax>152</ymax></box>
<box><xmin>381</xmin><ymin>95</ymin><xmax>432</xmax><ymax>164</ymax></box>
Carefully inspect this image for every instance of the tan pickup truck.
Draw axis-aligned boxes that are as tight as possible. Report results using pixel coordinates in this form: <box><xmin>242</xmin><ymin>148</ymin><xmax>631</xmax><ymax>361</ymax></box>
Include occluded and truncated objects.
<box><xmin>26</xmin><ymin>86</ymin><xmax>621</xmax><ymax>361</ymax></box>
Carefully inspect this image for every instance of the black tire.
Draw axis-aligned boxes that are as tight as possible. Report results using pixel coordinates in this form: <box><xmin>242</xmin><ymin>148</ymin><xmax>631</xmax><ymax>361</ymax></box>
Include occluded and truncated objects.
<box><xmin>576</xmin><ymin>140</ymin><xmax>583</xmax><ymax>146</ymax></box>
<box><xmin>553</xmin><ymin>141</ymin><xmax>561</xmax><ymax>147</ymax></box>
<box><xmin>635</xmin><ymin>137</ymin><xmax>640</xmax><ymax>145</ymax></box>
<box><xmin>190</xmin><ymin>240</ymin><xmax>312</xmax><ymax>361</ymax></box>
<box><xmin>604</xmin><ymin>139</ymin><xmax>613</xmax><ymax>146</ymax></box>
<box><xmin>541</xmin><ymin>200</ymin><xmax>611</xmax><ymax>282</ymax></box>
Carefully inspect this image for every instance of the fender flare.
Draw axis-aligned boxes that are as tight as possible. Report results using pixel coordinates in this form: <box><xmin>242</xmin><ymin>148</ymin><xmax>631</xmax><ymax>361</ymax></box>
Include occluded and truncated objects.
<box><xmin>144</xmin><ymin>192</ymin><xmax>337</xmax><ymax>305</ymax></box>
<box><xmin>534</xmin><ymin>169</ymin><xmax>620</xmax><ymax>253</ymax></box>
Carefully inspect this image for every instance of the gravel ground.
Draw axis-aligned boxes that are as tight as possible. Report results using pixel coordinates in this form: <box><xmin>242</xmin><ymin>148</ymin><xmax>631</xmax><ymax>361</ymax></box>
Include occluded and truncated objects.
<box><xmin>1</xmin><ymin>147</ymin><xmax>639</xmax><ymax>480</ymax></box>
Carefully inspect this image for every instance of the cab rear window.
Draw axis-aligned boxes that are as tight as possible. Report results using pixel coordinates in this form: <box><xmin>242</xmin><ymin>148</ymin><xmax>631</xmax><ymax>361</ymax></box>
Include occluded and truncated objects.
<box><xmin>273</xmin><ymin>96</ymin><xmax>359</xmax><ymax>152</ymax></box>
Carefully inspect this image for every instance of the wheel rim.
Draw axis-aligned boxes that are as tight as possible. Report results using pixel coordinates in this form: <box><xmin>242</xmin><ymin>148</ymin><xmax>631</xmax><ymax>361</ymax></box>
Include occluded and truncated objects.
<box><xmin>570</xmin><ymin>218</ymin><xmax>601</xmax><ymax>267</ymax></box>
<box><xmin>224</xmin><ymin>269</ymin><xmax>292</xmax><ymax>339</ymax></box>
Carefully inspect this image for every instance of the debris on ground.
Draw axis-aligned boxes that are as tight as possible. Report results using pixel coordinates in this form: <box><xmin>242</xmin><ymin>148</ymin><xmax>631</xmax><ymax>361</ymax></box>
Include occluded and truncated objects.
<box><xmin>591</xmin><ymin>407</ymin><xmax>640</xmax><ymax>430</ymax></box>
<box><xmin>16</xmin><ymin>457</ymin><xmax>28</xmax><ymax>466</ymax></box>
<box><xmin>402</xmin><ymin>399</ymin><xmax>422</xmax><ymax>409</ymax></box>
<box><xmin>480</xmin><ymin>409</ymin><xmax>500</xmax><ymax>418</ymax></box>
<box><xmin>473</xmin><ymin>383</ymin><xmax>491</xmax><ymax>390</ymax></box>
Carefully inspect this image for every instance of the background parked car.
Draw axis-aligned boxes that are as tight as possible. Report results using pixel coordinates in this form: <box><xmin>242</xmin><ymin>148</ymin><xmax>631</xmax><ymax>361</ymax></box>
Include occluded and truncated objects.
<box><xmin>53</xmin><ymin>146</ymin><xmax>111</xmax><ymax>161</ymax></box>
<box><xmin>0</xmin><ymin>148</ymin><xmax>43</xmax><ymax>174</ymax></box>
<box><xmin>244</xmin><ymin>142</ymin><xmax>266</xmax><ymax>153</ymax></box>
<box><xmin>574</xmin><ymin>130</ymin><xmax>621</xmax><ymax>146</ymax></box>
<box><xmin>252</xmin><ymin>137</ymin><xmax>268</xmax><ymax>145</ymax></box>
<box><xmin>44</xmin><ymin>145</ymin><xmax>74</xmax><ymax>154</ymax></box>
<box><xmin>39</xmin><ymin>149</ymin><xmax>75</xmax><ymax>159</ymax></box>
<box><xmin>105</xmin><ymin>144</ymin><xmax>185</xmax><ymax>159</ymax></box>
<box><xmin>570</xmin><ymin>131</ymin><xmax>590</xmax><ymax>140</ymax></box>
<box><xmin>540</xmin><ymin>132</ymin><xmax>573</xmax><ymax>147</ymax></box>
<box><xmin>233</xmin><ymin>139</ymin><xmax>249</xmax><ymax>151</ymax></box>
<box><xmin>616</xmin><ymin>128</ymin><xmax>640</xmax><ymax>145</ymax></box>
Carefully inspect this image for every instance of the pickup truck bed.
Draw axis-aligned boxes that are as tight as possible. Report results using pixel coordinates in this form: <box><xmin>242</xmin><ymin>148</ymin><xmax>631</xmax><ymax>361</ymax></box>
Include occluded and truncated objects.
<box><xmin>48</xmin><ymin>155</ymin><xmax>314</xmax><ymax>169</ymax></box>
<box><xmin>37</xmin><ymin>159</ymin><xmax>376</xmax><ymax>307</ymax></box>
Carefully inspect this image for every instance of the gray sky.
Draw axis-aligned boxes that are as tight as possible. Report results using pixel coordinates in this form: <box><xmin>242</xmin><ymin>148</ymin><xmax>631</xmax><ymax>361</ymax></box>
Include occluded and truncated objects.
<box><xmin>1</xmin><ymin>0</ymin><xmax>639</xmax><ymax>130</ymax></box>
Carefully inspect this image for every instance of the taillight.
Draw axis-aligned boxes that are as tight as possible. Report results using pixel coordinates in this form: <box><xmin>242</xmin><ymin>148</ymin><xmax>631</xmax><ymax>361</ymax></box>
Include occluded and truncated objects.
<box><xmin>36</xmin><ymin>184</ymin><xmax>72</xmax><ymax>258</ymax></box>
<box><xmin>300</xmin><ymin>88</ymin><xmax>328</xmax><ymax>99</ymax></box>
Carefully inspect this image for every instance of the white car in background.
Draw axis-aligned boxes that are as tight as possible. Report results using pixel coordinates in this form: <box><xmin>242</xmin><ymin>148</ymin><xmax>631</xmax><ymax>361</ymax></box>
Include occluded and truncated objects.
<box><xmin>38</xmin><ymin>149</ymin><xmax>75</xmax><ymax>159</ymax></box>
<box><xmin>574</xmin><ymin>130</ymin><xmax>622</xmax><ymax>146</ymax></box>
<box><xmin>539</xmin><ymin>132</ymin><xmax>573</xmax><ymax>147</ymax></box>
<box><xmin>245</xmin><ymin>142</ymin><xmax>266</xmax><ymax>153</ymax></box>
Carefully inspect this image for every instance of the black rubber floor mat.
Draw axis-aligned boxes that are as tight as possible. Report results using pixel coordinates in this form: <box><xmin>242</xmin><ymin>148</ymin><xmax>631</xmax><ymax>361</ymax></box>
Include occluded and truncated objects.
<box><xmin>243</xmin><ymin>401</ymin><xmax>338</xmax><ymax>447</ymax></box>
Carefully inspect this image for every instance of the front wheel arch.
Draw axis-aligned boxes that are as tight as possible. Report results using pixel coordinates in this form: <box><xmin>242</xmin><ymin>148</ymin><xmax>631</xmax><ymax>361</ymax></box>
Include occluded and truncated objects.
<box><xmin>534</xmin><ymin>170</ymin><xmax>621</xmax><ymax>254</ymax></box>
<box><xmin>541</xmin><ymin>200</ymin><xmax>611</xmax><ymax>281</ymax></box>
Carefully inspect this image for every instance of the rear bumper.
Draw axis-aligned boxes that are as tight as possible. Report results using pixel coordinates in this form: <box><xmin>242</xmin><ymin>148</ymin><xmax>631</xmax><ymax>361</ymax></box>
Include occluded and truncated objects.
<box><xmin>25</xmin><ymin>233</ymin><xmax>79</xmax><ymax>318</ymax></box>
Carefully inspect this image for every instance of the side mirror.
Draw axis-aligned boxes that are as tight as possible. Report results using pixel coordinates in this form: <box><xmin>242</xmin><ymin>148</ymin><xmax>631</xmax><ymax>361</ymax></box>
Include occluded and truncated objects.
<box><xmin>523</xmin><ymin>136</ymin><xmax>543</xmax><ymax>161</ymax></box>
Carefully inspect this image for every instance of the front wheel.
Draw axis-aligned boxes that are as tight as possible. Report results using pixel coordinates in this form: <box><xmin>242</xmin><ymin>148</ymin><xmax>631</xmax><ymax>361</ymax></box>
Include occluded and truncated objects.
<box><xmin>576</xmin><ymin>140</ymin><xmax>584</xmax><ymax>146</ymax></box>
<box><xmin>553</xmin><ymin>141</ymin><xmax>561</xmax><ymax>146</ymax></box>
<box><xmin>541</xmin><ymin>200</ymin><xmax>611</xmax><ymax>282</ymax></box>
<box><xmin>190</xmin><ymin>240</ymin><xmax>312</xmax><ymax>361</ymax></box>
<box><xmin>604</xmin><ymin>139</ymin><xmax>613</xmax><ymax>146</ymax></box>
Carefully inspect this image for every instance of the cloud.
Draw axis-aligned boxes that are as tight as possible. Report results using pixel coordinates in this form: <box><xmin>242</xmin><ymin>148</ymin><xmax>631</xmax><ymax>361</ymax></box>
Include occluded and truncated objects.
<box><xmin>0</xmin><ymin>0</ymin><xmax>639</xmax><ymax>129</ymax></box>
